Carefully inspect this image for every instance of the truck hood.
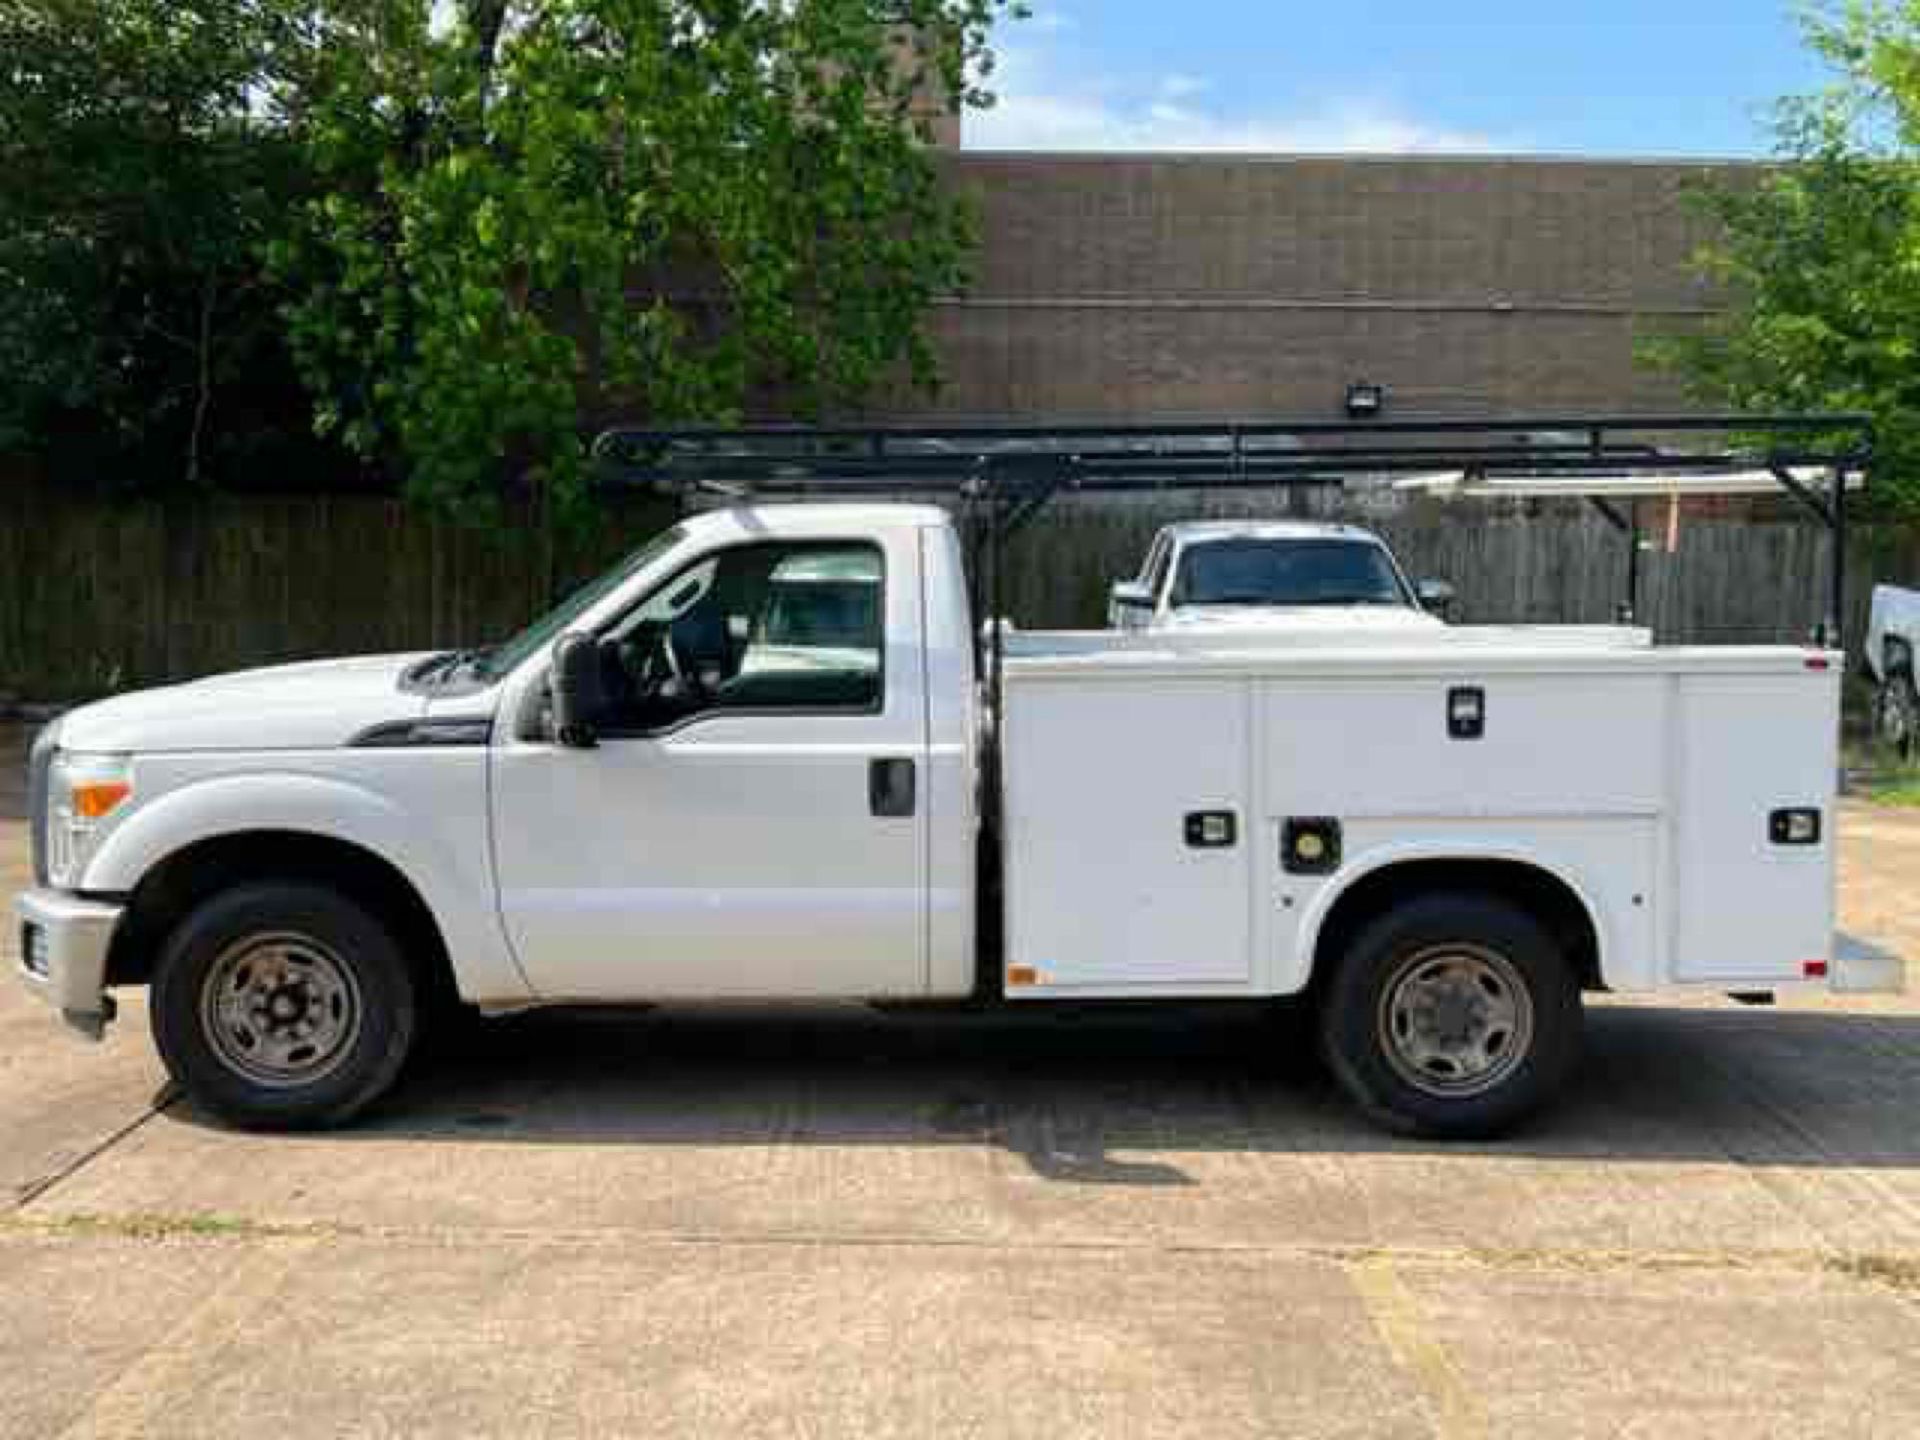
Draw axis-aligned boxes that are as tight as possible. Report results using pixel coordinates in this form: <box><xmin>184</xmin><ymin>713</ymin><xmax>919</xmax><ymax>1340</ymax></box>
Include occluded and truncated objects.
<box><xmin>56</xmin><ymin>653</ymin><xmax>442</xmax><ymax>753</ymax></box>
<box><xmin>1158</xmin><ymin>606</ymin><xmax>1445</xmax><ymax>632</ymax></box>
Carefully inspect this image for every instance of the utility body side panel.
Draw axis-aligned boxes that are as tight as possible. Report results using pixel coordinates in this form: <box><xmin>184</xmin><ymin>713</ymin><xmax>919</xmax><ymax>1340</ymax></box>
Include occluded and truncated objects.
<box><xmin>1671</xmin><ymin>674</ymin><xmax>1837</xmax><ymax>982</ymax></box>
<box><xmin>999</xmin><ymin>642</ymin><xmax>1838</xmax><ymax>999</ymax></box>
<box><xmin>1259</xmin><ymin>676</ymin><xmax>1664</xmax><ymax>816</ymax></box>
<box><xmin>1002</xmin><ymin>679</ymin><xmax>1254</xmax><ymax>989</ymax></box>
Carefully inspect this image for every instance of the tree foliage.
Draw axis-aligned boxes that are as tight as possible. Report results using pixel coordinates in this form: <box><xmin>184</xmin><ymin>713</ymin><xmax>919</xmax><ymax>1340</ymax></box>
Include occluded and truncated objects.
<box><xmin>1</xmin><ymin>0</ymin><xmax>1016</xmax><ymax>510</ymax></box>
<box><xmin>275</xmin><ymin>0</ymin><xmax>1016</xmax><ymax>516</ymax></box>
<box><xmin>0</xmin><ymin>1</ymin><xmax>323</xmax><ymax>487</ymax></box>
<box><xmin>1648</xmin><ymin>2</ymin><xmax>1920</xmax><ymax>517</ymax></box>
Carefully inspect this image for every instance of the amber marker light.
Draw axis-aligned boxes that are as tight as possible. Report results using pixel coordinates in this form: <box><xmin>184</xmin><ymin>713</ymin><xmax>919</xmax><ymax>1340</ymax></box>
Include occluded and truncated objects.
<box><xmin>71</xmin><ymin>779</ymin><xmax>132</xmax><ymax>820</ymax></box>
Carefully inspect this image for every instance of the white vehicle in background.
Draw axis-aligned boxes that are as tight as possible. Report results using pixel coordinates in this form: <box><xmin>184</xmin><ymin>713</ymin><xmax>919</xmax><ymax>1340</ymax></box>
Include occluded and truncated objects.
<box><xmin>1867</xmin><ymin>583</ymin><xmax>1920</xmax><ymax>760</ymax></box>
<box><xmin>1108</xmin><ymin>520</ymin><xmax>1454</xmax><ymax>633</ymax></box>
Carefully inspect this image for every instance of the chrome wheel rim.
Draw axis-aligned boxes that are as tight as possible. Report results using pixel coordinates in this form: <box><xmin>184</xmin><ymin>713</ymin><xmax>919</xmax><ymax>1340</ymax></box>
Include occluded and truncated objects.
<box><xmin>1377</xmin><ymin>944</ymin><xmax>1534</xmax><ymax>1099</ymax></box>
<box><xmin>199</xmin><ymin>933</ymin><xmax>363</xmax><ymax>1088</ymax></box>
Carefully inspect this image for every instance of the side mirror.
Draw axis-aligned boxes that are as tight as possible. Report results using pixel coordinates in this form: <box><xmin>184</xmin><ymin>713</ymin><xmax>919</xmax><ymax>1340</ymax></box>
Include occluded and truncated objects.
<box><xmin>550</xmin><ymin>632</ymin><xmax>606</xmax><ymax>748</ymax></box>
<box><xmin>1416</xmin><ymin>578</ymin><xmax>1456</xmax><ymax>617</ymax></box>
<box><xmin>1109</xmin><ymin>580</ymin><xmax>1154</xmax><ymax>629</ymax></box>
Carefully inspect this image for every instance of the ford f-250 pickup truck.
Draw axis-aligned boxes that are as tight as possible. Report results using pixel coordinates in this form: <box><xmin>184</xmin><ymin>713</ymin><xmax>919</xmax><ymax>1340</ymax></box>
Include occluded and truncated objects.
<box><xmin>16</xmin><ymin>501</ymin><xmax>1900</xmax><ymax>1137</ymax></box>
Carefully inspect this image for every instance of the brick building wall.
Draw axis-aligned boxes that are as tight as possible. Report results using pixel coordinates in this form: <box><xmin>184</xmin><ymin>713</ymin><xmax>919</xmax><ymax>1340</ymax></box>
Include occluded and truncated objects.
<box><xmin>889</xmin><ymin>153</ymin><xmax>1749</xmax><ymax>421</ymax></box>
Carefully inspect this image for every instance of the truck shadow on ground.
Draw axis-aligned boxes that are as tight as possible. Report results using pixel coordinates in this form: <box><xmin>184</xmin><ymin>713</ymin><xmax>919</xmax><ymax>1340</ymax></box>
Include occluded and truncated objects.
<box><xmin>177</xmin><ymin>1001</ymin><xmax>1920</xmax><ymax>1182</ymax></box>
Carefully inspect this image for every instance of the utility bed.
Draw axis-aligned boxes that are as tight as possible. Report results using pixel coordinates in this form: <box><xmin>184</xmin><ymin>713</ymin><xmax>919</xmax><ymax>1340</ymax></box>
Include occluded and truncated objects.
<box><xmin>1000</xmin><ymin>635</ymin><xmax>1842</xmax><ymax>1000</ymax></box>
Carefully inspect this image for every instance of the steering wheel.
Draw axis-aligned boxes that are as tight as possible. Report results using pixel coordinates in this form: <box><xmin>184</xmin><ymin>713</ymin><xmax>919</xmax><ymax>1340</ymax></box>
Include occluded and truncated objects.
<box><xmin>635</xmin><ymin>625</ymin><xmax>706</xmax><ymax>710</ymax></box>
<box><xmin>657</xmin><ymin>627</ymin><xmax>685</xmax><ymax>683</ymax></box>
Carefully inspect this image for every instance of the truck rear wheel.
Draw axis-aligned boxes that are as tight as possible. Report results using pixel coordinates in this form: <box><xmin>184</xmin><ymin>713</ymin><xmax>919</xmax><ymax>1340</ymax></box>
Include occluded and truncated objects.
<box><xmin>152</xmin><ymin>882</ymin><xmax>417</xmax><ymax>1130</ymax></box>
<box><xmin>1319</xmin><ymin>893</ymin><xmax>1581</xmax><ymax>1139</ymax></box>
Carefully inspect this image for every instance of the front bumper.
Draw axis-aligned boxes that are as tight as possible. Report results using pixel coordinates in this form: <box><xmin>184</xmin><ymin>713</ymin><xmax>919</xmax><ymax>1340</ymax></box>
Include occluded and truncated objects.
<box><xmin>14</xmin><ymin>888</ymin><xmax>124</xmax><ymax>1039</ymax></box>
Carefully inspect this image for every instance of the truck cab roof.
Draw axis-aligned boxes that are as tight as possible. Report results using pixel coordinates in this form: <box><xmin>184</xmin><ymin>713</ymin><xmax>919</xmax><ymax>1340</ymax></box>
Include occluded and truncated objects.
<box><xmin>688</xmin><ymin>503</ymin><xmax>954</xmax><ymax>542</ymax></box>
<box><xmin>1153</xmin><ymin>519</ymin><xmax>1390</xmax><ymax>546</ymax></box>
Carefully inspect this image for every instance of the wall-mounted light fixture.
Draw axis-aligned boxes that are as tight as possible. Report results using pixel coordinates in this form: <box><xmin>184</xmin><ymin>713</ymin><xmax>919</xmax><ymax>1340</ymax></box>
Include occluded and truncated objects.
<box><xmin>1345</xmin><ymin>380</ymin><xmax>1386</xmax><ymax>419</ymax></box>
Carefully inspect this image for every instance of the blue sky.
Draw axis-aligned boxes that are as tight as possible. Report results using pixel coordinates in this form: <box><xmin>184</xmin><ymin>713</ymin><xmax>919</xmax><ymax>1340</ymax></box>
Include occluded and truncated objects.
<box><xmin>967</xmin><ymin>2</ymin><xmax>1828</xmax><ymax>156</ymax></box>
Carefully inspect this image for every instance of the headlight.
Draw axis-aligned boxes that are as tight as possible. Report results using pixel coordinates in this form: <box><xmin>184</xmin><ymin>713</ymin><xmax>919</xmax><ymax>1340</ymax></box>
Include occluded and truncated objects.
<box><xmin>46</xmin><ymin>752</ymin><xmax>134</xmax><ymax>889</ymax></box>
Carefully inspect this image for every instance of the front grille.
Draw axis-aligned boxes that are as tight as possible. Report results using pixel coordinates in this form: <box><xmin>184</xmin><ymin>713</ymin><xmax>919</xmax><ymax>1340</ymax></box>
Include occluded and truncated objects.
<box><xmin>27</xmin><ymin>721</ymin><xmax>58</xmax><ymax>888</ymax></box>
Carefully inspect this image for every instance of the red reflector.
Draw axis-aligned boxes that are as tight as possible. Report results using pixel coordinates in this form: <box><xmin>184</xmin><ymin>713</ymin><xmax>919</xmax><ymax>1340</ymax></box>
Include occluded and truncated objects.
<box><xmin>1803</xmin><ymin>960</ymin><xmax>1829</xmax><ymax>979</ymax></box>
<box><xmin>1805</xmin><ymin>656</ymin><xmax>1832</xmax><ymax>672</ymax></box>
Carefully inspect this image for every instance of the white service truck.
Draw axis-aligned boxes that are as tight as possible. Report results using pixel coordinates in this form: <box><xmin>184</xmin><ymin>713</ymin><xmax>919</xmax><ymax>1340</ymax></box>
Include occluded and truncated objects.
<box><xmin>1108</xmin><ymin>519</ymin><xmax>1454</xmax><ymax>633</ymax></box>
<box><xmin>16</xmin><ymin>501</ymin><xmax>1899</xmax><ymax>1137</ymax></box>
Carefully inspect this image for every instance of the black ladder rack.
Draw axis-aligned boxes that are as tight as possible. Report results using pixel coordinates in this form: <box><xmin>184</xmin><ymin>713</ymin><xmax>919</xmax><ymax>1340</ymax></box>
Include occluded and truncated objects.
<box><xmin>591</xmin><ymin>412</ymin><xmax>1874</xmax><ymax>645</ymax></box>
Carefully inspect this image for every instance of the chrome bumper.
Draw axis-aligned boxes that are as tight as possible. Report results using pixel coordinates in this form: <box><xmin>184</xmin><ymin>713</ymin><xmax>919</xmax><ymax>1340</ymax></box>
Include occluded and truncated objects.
<box><xmin>14</xmin><ymin>888</ymin><xmax>124</xmax><ymax>1039</ymax></box>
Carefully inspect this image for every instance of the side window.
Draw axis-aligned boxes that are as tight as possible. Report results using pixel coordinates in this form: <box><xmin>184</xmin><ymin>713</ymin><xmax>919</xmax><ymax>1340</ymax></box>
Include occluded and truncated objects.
<box><xmin>603</xmin><ymin>541</ymin><xmax>885</xmax><ymax>732</ymax></box>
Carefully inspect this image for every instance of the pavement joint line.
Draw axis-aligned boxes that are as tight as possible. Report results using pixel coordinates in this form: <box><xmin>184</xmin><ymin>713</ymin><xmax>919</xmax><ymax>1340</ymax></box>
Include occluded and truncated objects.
<box><xmin>1349</xmin><ymin>1256</ymin><xmax>1487</xmax><ymax>1440</ymax></box>
<box><xmin>11</xmin><ymin>1089</ymin><xmax>178</xmax><ymax>1213</ymax></box>
<box><xmin>52</xmin><ymin>1234</ymin><xmax>318</xmax><ymax>1440</ymax></box>
<box><xmin>5</xmin><ymin>1213</ymin><xmax>1920</xmax><ymax>1292</ymax></box>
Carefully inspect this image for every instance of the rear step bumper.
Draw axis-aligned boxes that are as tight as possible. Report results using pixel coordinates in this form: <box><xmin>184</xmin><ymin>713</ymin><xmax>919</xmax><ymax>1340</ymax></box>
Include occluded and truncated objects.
<box><xmin>1832</xmin><ymin>932</ymin><xmax>1906</xmax><ymax>995</ymax></box>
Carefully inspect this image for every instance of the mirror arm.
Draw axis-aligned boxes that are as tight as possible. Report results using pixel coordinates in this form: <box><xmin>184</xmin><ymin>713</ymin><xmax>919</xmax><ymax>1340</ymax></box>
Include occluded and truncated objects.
<box><xmin>556</xmin><ymin>711</ymin><xmax>599</xmax><ymax>750</ymax></box>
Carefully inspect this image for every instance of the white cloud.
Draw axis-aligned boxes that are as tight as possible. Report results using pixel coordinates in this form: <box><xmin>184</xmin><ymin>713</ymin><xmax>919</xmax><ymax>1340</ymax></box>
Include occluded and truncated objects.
<box><xmin>967</xmin><ymin>39</ymin><xmax>1511</xmax><ymax>155</ymax></box>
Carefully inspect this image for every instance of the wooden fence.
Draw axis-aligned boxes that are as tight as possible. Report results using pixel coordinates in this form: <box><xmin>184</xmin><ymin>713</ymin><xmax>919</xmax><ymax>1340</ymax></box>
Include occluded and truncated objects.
<box><xmin>2</xmin><ymin>475</ymin><xmax>1916</xmax><ymax>699</ymax></box>
<box><xmin>0</xmin><ymin>478</ymin><xmax>675</xmax><ymax>699</ymax></box>
<box><xmin>995</xmin><ymin>487</ymin><xmax>1919</xmax><ymax>649</ymax></box>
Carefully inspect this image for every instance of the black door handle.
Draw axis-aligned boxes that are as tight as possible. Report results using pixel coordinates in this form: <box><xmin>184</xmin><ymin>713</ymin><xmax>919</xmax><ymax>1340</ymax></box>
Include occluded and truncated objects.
<box><xmin>869</xmin><ymin>758</ymin><xmax>917</xmax><ymax>818</ymax></box>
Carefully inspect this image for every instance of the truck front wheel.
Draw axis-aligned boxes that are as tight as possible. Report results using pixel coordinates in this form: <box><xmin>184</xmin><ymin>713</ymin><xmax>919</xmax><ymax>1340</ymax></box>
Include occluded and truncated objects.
<box><xmin>1319</xmin><ymin>893</ymin><xmax>1581</xmax><ymax>1139</ymax></box>
<box><xmin>151</xmin><ymin>882</ymin><xmax>418</xmax><ymax>1130</ymax></box>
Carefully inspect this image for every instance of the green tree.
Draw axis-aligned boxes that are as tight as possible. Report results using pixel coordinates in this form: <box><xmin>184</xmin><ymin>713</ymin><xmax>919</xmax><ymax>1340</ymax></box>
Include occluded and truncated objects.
<box><xmin>1648</xmin><ymin>3</ymin><xmax>1920</xmax><ymax>516</ymax></box>
<box><xmin>0</xmin><ymin>1</ymin><xmax>318</xmax><ymax>487</ymax></box>
<box><xmin>277</xmin><ymin>0</ymin><xmax>1018</xmax><ymax>517</ymax></box>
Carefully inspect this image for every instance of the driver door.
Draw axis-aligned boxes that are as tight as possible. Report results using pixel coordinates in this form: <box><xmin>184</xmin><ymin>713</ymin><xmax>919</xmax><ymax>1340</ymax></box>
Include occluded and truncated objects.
<box><xmin>489</xmin><ymin>529</ymin><xmax>931</xmax><ymax>1000</ymax></box>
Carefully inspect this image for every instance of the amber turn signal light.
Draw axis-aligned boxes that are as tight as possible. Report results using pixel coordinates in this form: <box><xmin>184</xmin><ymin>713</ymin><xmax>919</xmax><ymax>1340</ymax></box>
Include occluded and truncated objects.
<box><xmin>72</xmin><ymin>780</ymin><xmax>132</xmax><ymax>820</ymax></box>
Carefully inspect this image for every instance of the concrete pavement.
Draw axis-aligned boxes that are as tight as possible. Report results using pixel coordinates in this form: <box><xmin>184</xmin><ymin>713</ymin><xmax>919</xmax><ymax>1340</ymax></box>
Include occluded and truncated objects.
<box><xmin>3</xmin><ymin>721</ymin><xmax>1919</xmax><ymax>1438</ymax></box>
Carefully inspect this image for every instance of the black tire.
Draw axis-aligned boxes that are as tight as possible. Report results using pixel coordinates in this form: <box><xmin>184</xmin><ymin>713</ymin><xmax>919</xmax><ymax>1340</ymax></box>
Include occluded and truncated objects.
<box><xmin>1318</xmin><ymin>892</ymin><xmax>1581</xmax><ymax>1140</ymax></box>
<box><xmin>151</xmin><ymin>882</ymin><xmax>418</xmax><ymax>1130</ymax></box>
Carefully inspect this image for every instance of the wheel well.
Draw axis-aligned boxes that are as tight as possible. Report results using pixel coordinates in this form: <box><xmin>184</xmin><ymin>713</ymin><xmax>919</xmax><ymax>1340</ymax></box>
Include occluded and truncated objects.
<box><xmin>106</xmin><ymin>831</ymin><xmax>455</xmax><ymax>1002</ymax></box>
<box><xmin>1885</xmin><ymin>635</ymin><xmax>1913</xmax><ymax>678</ymax></box>
<box><xmin>1311</xmin><ymin>860</ymin><xmax>1603</xmax><ymax>993</ymax></box>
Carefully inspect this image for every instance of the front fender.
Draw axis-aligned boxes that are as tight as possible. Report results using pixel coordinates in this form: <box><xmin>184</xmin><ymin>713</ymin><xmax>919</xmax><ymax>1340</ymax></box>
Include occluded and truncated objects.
<box><xmin>84</xmin><ymin>769</ymin><xmax>533</xmax><ymax>1005</ymax></box>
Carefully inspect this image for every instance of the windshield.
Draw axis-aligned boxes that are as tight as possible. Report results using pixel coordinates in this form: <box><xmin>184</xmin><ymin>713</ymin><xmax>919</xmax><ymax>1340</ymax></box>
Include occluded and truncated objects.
<box><xmin>478</xmin><ymin>524</ymin><xmax>689</xmax><ymax>678</ymax></box>
<box><xmin>1172</xmin><ymin>538</ymin><xmax>1410</xmax><ymax>608</ymax></box>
